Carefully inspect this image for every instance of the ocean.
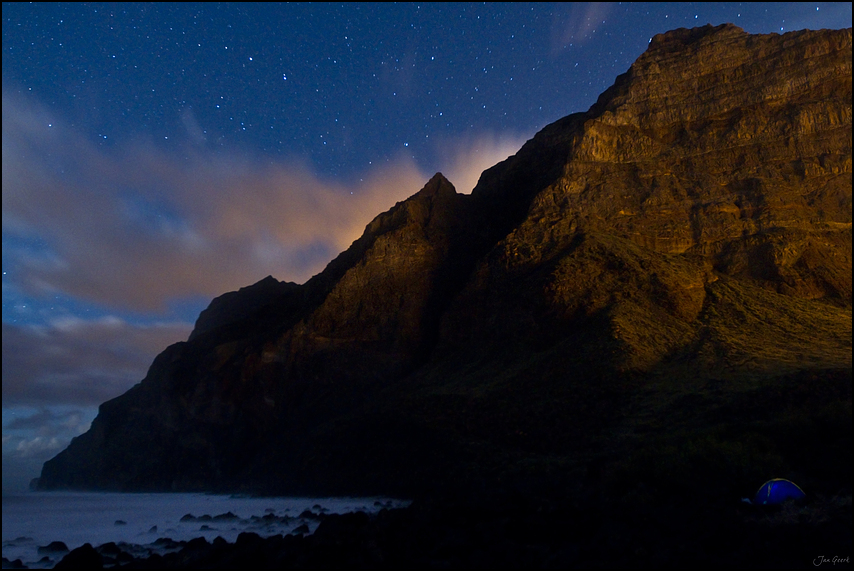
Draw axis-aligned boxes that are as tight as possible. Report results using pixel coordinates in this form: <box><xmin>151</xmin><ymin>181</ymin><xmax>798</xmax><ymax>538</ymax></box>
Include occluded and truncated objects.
<box><xmin>2</xmin><ymin>491</ymin><xmax>409</xmax><ymax>568</ymax></box>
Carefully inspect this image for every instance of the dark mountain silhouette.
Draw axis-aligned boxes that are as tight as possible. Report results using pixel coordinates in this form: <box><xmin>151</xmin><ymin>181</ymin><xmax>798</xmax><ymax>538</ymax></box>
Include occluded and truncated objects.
<box><xmin>39</xmin><ymin>24</ymin><xmax>851</xmax><ymax>511</ymax></box>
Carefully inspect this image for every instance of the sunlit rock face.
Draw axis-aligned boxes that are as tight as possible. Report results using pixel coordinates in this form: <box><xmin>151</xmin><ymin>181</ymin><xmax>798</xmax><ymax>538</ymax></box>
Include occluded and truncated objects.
<box><xmin>526</xmin><ymin>24</ymin><xmax>852</xmax><ymax>291</ymax></box>
<box><xmin>281</xmin><ymin>172</ymin><xmax>479</xmax><ymax>382</ymax></box>
<box><xmin>480</xmin><ymin>24</ymin><xmax>851</xmax><ymax>281</ymax></box>
<box><xmin>445</xmin><ymin>23</ymin><xmax>851</xmax><ymax>371</ymax></box>
<box><xmin>39</xmin><ymin>25</ymin><xmax>852</xmax><ymax>496</ymax></box>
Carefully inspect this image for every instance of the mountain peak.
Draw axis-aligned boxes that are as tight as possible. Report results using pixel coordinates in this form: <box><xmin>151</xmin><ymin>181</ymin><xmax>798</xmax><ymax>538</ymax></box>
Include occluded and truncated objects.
<box><xmin>188</xmin><ymin>275</ymin><xmax>299</xmax><ymax>341</ymax></box>
<box><xmin>647</xmin><ymin>22</ymin><xmax>746</xmax><ymax>53</ymax></box>
<box><xmin>418</xmin><ymin>172</ymin><xmax>456</xmax><ymax>198</ymax></box>
<box><xmin>38</xmin><ymin>26</ymin><xmax>852</xmax><ymax>500</ymax></box>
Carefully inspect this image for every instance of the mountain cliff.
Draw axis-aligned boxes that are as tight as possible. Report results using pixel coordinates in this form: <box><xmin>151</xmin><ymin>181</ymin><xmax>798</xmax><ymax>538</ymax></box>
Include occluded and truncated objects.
<box><xmin>39</xmin><ymin>25</ymin><xmax>851</xmax><ymax>500</ymax></box>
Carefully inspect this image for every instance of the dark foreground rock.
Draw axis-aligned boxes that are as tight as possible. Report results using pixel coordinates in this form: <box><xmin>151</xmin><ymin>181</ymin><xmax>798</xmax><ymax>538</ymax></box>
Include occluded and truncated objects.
<box><xmin>48</xmin><ymin>489</ymin><xmax>850</xmax><ymax>569</ymax></box>
<box><xmin>53</xmin><ymin>543</ymin><xmax>102</xmax><ymax>569</ymax></box>
<box><xmin>35</xmin><ymin>542</ymin><xmax>68</xmax><ymax>555</ymax></box>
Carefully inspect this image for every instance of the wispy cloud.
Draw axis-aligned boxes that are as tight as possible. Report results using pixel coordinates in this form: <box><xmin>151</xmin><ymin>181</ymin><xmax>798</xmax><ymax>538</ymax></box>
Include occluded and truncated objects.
<box><xmin>13</xmin><ymin>436</ymin><xmax>63</xmax><ymax>457</ymax></box>
<box><xmin>3</xmin><ymin>90</ymin><xmax>530</xmax><ymax>315</ymax></box>
<box><xmin>438</xmin><ymin>132</ymin><xmax>529</xmax><ymax>195</ymax></box>
<box><xmin>2</xmin><ymin>90</ymin><xmax>426</xmax><ymax>311</ymax></box>
<box><xmin>3</xmin><ymin>90</ymin><xmax>523</xmax><ymax>318</ymax></box>
<box><xmin>5</xmin><ymin>407</ymin><xmax>89</xmax><ymax>433</ymax></box>
<box><xmin>2</xmin><ymin>405</ymin><xmax>98</xmax><ymax>491</ymax></box>
<box><xmin>2</xmin><ymin>318</ymin><xmax>192</xmax><ymax>406</ymax></box>
<box><xmin>550</xmin><ymin>2</ymin><xmax>615</xmax><ymax>52</ymax></box>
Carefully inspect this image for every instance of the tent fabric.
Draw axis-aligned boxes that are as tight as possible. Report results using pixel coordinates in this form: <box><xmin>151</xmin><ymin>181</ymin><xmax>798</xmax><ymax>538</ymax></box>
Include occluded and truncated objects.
<box><xmin>754</xmin><ymin>478</ymin><xmax>805</xmax><ymax>505</ymax></box>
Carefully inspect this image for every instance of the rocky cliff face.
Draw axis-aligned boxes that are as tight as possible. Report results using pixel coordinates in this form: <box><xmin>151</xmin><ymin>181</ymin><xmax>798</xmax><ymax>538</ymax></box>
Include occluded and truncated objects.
<box><xmin>39</xmin><ymin>25</ymin><xmax>852</xmax><ymax>497</ymax></box>
<box><xmin>442</xmin><ymin>23</ymin><xmax>851</xmax><ymax>371</ymax></box>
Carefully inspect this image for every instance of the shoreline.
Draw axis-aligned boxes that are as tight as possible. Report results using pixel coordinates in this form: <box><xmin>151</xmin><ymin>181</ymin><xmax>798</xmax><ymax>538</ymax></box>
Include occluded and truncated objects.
<box><xmin>1</xmin><ymin>492</ymin><xmax>408</xmax><ymax>570</ymax></box>
<box><xmin>6</xmin><ymin>488</ymin><xmax>851</xmax><ymax>569</ymax></box>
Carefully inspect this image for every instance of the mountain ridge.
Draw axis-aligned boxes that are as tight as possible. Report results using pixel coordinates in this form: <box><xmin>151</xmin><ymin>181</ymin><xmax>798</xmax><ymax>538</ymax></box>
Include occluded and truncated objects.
<box><xmin>38</xmin><ymin>24</ymin><xmax>851</xmax><ymax>500</ymax></box>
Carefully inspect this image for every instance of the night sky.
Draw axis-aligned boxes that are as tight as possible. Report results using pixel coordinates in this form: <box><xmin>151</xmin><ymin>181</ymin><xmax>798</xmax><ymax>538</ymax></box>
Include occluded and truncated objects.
<box><xmin>3</xmin><ymin>2</ymin><xmax>851</xmax><ymax>491</ymax></box>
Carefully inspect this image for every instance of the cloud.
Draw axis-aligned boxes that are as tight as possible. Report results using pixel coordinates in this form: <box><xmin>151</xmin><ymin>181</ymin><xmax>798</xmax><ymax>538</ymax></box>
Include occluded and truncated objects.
<box><xmin>180</xmin><ymin>107</ymin><xmax>208</xmax><ymax>146</ymax></box>
<box><xmin>3</xmin><ymin>89</ymin><xmax>529</xmax><ymax>315</ymax></box>
<box><xmin>13</xmin><ymin>436</ymin><xmax>63</xmax><ymax>457</ymax></box>
<box><xmin>438</xmin><ymin>132</ymin><xmax>529</xmax><ymax>194</ymax></box>
<box><xmin>2</xmin><ymin>90</ymin><xmax>426</xmax><ymax>312</ymax></box>
<box><xmin>2</xmin><ymin>405</ymin><xmax>99</xmax><ymax>491</ymax></box>
<box><xmin>1</xmin><ymin>318</ymin><xmax>192</xmax><ymax>406</ymax></box>
<box><xmin>550</xmin><ymin>2</ymin><xmax>615</xmax><ymax>52</ymax></box>
<box><xmin>4</xmin><ymin>407</ymin><xmax>89</xmax><ymax>433</ymax></box>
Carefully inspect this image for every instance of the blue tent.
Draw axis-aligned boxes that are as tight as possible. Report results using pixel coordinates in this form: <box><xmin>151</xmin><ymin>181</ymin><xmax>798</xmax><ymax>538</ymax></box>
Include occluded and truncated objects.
<box><xmin>754</xmin><ymin>478</ymin><xmax>805</xmax><ymax>505</ymax></box>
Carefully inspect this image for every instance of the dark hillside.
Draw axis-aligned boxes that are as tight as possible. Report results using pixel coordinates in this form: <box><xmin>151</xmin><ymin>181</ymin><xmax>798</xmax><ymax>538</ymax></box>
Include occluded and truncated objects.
<box><xmin>39</xmin><ymin>28</ymin><xmax>851</xmax><ymax>547</ymax></box>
